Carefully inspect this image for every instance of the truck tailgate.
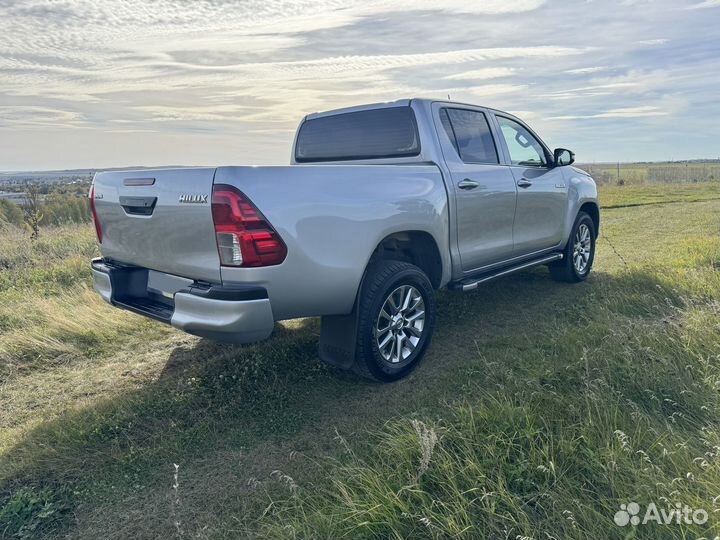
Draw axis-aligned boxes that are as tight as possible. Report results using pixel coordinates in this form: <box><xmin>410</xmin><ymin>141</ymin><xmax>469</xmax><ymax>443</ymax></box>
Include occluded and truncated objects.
<box><xmin>92</xmin><ymin>167</ymin><xmax>221</xmax><ymax>283</ymax></box>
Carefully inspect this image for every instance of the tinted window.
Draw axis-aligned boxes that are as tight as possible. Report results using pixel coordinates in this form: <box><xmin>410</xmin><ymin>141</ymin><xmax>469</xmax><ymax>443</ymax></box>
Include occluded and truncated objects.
<box><xmin>439</xmin><ymin>108</ymin><xmax>459</xmax><ymax>155</ymax></box>
<box><xmin>295</xmin><ymin>107</ymin><xmax>420</xmax><ymax>162</ymax></box>
<box><xmin>497</xmin><ymin>116</ymin><xmax>548</xmax><ymax>167</ymax></box>
<box><xmin>440</xmin><ymin>108</ymin><xmax>498</xmax><ymax>164</ymax></box>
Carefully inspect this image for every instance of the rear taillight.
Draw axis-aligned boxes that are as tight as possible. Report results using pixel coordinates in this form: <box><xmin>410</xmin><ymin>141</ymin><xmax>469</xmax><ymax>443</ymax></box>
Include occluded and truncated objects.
<box><xmin>89</xmin><ymin>184</ymin><xmax>102</xmax><ymax>243</ymax></box>
<box><xmin>211</xmin><ymin>184</ymin><xmax>287</xmax><ymax>267</ymax></box>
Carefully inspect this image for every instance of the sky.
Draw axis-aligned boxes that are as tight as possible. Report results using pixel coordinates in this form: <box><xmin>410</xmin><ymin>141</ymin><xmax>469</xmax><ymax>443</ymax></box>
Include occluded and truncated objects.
<box><xmin>1</xmin><ymin>0</ymin><xmax>719</xmax><ymax>171</ymax></box>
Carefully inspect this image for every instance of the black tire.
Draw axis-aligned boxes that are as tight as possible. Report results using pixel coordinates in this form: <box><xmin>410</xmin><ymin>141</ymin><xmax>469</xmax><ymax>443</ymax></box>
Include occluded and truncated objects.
<box><xmin>549</xmin><ymin>211</ymin><xmax>596</xmax><ymax>283</ymax></box>
<box><xmin>353</xmin><ymin>260</ymin><xmax>436</xmax><ymax>382</ymax></box>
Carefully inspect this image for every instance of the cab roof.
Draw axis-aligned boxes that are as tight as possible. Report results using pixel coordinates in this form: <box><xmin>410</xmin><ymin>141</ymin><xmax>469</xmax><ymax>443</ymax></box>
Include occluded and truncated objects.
<box><xmin>304</xmin><ymin>98</ymin><xmax>512</xmax><ymax>120</ymax></box>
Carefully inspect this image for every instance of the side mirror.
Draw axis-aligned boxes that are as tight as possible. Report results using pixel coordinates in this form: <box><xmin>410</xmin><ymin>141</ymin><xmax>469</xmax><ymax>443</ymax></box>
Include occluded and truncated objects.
<box><xmin>553</xmin><ymin>148</ymin><xmax>575</xmax><ymax>167</ymax></box>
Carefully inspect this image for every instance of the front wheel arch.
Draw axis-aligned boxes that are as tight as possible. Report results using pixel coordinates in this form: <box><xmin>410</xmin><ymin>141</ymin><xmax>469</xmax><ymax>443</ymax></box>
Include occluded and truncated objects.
<box><xmin>578</xmin><ymin>201</ymin><xmax>600</xmax><ymax>238</ymax></box>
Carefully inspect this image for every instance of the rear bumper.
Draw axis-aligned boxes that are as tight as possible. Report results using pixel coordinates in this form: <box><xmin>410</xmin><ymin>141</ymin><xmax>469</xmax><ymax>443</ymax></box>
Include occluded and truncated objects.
<box><xmin>91</xmin><ymin>258</ymin><xmax>274</xmax><ymax>343</ymax></box>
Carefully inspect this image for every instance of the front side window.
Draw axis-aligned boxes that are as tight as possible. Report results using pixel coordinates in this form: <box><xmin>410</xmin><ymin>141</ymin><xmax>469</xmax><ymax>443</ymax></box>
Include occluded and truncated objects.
<box><xmin>439</xmin><ymin>108</ymin><xmax>498</xmax><ymax>164</ymax></box>
<box><xmin>497</xmin><ymin>116</ymin><xmax>548</xmax><ymax>167</ymax></box>
<box><xmin>295</xmin><ymin>106</ymin><xmax>420</xmax><ymax>162</ymax></box>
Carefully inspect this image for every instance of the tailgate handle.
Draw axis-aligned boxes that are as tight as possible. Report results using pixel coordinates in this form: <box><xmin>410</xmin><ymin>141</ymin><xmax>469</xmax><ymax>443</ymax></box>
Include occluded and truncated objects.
<box><xmin>120</xmin><ymin>196</ymin><xmax>157</xmax><ymax>216</ymax></box>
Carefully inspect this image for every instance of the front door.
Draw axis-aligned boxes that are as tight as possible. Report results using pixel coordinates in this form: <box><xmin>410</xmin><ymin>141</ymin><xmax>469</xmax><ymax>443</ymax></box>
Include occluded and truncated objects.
<box><xmin>435</xmin><ymin>106</ymin><xmax>518</xmax><ymax>273</ymax></box>
<box><xmin>494</xmin><ymin>115</ymin><xmax>568</xmax><ymax>256</ymax></box>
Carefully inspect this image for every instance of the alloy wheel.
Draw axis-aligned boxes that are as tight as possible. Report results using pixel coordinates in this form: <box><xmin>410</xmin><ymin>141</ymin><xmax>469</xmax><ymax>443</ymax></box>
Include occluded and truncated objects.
<box><xmin>573</xmin><ymin>223</ymin><xmax>591</xmax><ymax>273</ymax></box>
<box><xmin>375</xmin><ymin>285</ymin><xmax>426</xmax><ymax>364</ymax></box>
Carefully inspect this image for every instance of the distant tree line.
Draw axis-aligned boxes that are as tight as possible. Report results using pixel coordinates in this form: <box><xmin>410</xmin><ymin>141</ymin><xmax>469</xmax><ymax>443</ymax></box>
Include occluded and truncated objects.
<box><xmin>0</xmin><ymin>192</ymin><xmax>90</xmax><ymax>230</ymax></box>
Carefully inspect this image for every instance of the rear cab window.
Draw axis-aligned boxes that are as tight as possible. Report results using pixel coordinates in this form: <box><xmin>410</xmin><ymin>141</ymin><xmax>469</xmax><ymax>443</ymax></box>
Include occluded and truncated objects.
<box><xmin>295</xmin><ymin>106</ymin><xmax>421</xmax><ymax>163</ymax></box>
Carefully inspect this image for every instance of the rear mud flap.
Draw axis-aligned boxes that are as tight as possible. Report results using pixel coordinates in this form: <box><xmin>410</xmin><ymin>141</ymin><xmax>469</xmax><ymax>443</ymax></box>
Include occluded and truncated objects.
<box><xmin>318</xmin><ymin>307</ymin><xmax>359</xmax><ymax>370</ymax></box>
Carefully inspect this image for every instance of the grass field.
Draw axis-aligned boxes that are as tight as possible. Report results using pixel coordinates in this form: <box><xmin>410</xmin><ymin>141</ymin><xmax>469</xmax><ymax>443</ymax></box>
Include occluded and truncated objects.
<box><xmin>1</xmin><ymin>182</ymin><xmax>720</xmax><ymax>539</ymax></box>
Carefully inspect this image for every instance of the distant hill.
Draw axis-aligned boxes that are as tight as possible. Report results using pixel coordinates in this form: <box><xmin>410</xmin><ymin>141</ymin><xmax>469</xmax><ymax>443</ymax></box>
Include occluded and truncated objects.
<box><xmin>0</xmin><ymin>166</ymin><xmax>188</xmax><ymax>185</ymax></box>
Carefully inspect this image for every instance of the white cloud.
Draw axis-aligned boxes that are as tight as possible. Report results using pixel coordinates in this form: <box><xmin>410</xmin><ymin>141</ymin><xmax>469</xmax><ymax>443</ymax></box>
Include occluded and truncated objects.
<box><xmin>636</xmin><ymin>38</ymin><xmax>669</xmax><ymax>45</ymax></box>
<box><xmin>687</xmin><ymin>0</ymin><xmax>720</xmax><ymax>8</ymax></box>
<box><xmin>133</xmin><ymin>104</ymin><xmax>255</xmax><ymax>122</ymax></box>
<box><xmin>0</xmin><ymin>106</ymin><xmax>86</xmax><ymax>128</ymax></box>
<box><xmin>554</xmin><ymin>106</ymin><xmax>668</xmax><ymax>119</ymax></box>
<box><xmin>374</xmin><ymin>0</ymin><xmax>546</xmax><ymax>13</ymax></box>
<box><xmin>565</xmin><ymin>66</ymin><xmax>609</xmax><ymax>74</ymax></box>
<box><xmin>1</xmin><ymin>42</ymin><xmax>583</xmax><ymax>126</ymax></box>
<box><xmin>444</xmin><ymin>68</ymin><xmax>516</xmax><ymax>80</ymax></box>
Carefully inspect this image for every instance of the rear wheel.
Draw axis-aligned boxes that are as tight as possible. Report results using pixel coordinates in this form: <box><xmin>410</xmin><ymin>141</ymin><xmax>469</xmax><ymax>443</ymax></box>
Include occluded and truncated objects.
<box><xmin>549</xmin><ymin>211</ymin><xmax>596</xmax><ymax>283</ymax></box>
<box><xmin>353</xmin><ymin>260</ymin><xmax>436</xmax><ymax>382</ymax></box>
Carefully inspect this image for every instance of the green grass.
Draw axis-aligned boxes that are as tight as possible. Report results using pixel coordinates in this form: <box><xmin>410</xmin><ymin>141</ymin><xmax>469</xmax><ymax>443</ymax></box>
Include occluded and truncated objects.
<box><xmin>1</xmin><ymin>183</ymin><xmax>719</xmax><ymax>539</ymax></box>
<box><xmin>599</xmin><ymin>181</ymin><xmax>720</xmax><ymax>208</ymax></box>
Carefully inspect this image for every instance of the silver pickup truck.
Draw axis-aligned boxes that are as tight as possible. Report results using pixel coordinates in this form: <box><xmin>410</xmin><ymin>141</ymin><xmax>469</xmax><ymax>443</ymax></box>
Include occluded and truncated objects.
<box><xmin>90</xmin><ymin>98</ymin><xmax>598</xmax><ymax>381</ymax></box>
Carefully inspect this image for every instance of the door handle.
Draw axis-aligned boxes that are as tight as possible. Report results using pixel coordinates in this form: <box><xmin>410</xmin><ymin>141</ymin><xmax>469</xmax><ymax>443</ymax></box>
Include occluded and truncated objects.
<box><xmin>458</xmin><ymin>179</ymin><xmax>480</xmax><ymax>190</ymax></box>
<box><xmin>517</xmin><ymin>178</ymin><xmax>533</xmax><ymax>188</ymax></box>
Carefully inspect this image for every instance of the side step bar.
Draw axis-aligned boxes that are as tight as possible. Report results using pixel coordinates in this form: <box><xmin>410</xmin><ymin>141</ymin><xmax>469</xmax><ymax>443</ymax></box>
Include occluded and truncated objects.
<box><xmin>449</xmin><ymin>253</ymin><xmax>563</xmax><ymax>292</ymax></box>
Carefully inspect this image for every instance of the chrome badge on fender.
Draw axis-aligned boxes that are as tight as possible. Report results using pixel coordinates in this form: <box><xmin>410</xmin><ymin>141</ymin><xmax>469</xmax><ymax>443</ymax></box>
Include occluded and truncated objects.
<box><xmin>178</xmin><ymin>193</ymin><xmax>209</xmax><ymax>204</ymax></box>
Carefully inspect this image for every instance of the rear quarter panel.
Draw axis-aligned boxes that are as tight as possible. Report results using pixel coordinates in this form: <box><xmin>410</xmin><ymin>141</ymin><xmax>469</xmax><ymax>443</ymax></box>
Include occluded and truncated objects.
<box><xmin>214</xmin><ymin>165</ymin><xmax>450</xmax><ymax>320</ymax></box>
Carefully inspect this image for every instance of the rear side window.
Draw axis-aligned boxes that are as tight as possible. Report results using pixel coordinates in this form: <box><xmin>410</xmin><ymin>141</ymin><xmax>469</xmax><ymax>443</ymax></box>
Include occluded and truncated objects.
<box><xmin>295</xmin><ymin>107</ymin><xmax>420</xmax><ymax>162</ymax></box>
<box><xmin>440</xmin><ymin>108</ymin><xmax>498</xmax><ymax>164</ymax></box>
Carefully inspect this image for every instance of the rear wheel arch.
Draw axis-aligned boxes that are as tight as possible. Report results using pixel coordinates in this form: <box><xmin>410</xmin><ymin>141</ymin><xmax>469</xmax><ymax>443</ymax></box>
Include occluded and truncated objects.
<box><xmin>320</xmin><ymin>258</ymin><xmax>437</xmax><ymax>381</ymax></box>
<box><xmin>316</xmin><ymin>231</ymin><xmax>442</xmax><ymax>377</ymax></box>
<box><xmin>366</xmin><ymin>230</ymin><xmax>443</xmax><ymax>289</ymax></box>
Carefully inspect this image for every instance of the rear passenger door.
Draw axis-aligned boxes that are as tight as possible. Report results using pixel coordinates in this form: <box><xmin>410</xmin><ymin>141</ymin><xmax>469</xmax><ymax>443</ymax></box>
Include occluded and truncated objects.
<box><xmin>433</xmin><ymin>105</ymin><xmax>518</xmax><ymax>273</ymax></box>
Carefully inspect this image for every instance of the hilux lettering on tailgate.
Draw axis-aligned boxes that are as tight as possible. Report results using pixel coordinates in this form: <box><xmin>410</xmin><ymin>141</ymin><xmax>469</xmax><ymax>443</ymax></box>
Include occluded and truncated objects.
<box><xmin>178</xmin><ymin>193</ymin><xmax>209</xmax><ymax>204</ymax></box>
